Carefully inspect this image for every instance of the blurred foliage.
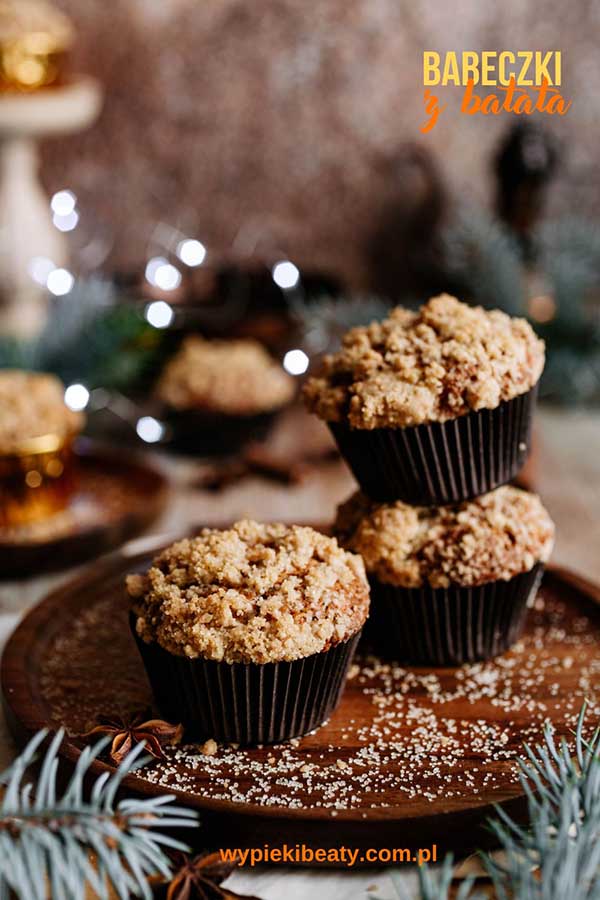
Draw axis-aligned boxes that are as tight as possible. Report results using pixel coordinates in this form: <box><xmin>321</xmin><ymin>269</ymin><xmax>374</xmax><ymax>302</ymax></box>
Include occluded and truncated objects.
<box><xmin>442</xmin><ymin>209</ymin><xmax>525</xmax><ymax>317</ymax></box>
<box><xmin>442</xmin><ymin>211</ymin><xmax>600</xmax><ymax>406</ymax></box>
<box><xmin>0</xmin><ymin>279</ymin><xmax>166</xmax><ymax>392</ymax></box>
<box><xmin>3</xmin><ymin>213</ymin><xmax>600</xmax><ymax>410</ymax></box>
<box><xmin>294</xmin><ymin>210</ymin><xmax>600</xmax><ymax>408</ymax></box>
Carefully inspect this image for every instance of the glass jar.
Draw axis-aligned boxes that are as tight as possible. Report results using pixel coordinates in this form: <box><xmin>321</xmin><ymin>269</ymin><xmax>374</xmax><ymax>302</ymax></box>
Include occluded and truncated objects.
<box><xmin>0</xmin><ymin>430</ymin><xmax>77</xmax><ymax>527</ymax></box>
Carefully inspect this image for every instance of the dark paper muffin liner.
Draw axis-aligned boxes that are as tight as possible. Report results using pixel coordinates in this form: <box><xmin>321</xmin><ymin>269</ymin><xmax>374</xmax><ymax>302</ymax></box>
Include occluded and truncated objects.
<box><xmin>329</xmin><ymin>385</ymin><xmax>537</xmax><ymax>505</ymax></box>
<box><xmin>164</xmin><ymin>407</ymin><xmax>281</xmax><ymax>457</ymax></box>
<box><xmin>363</xmin><ymin>564</ymin><xmax>543</xmax><ymax>666</ymax></box>
<box><xmin>130</xmin><ymin>615</ymin><xmax>361</xmax><ymax>745</ymax></box>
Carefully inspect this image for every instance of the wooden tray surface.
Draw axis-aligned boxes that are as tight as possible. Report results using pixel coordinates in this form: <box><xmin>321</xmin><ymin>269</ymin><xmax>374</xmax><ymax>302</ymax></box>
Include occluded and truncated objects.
<box><xmin>2</xmin><ymin>540</ymin><xmax>600</xmax><ymax>859</ymax></box>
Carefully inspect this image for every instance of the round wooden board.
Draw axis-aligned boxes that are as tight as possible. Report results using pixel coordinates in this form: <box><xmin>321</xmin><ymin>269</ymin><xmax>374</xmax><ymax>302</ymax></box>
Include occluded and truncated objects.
<box><xmin>0</xmin><ymin>442</ymin><xmax>169</xmax><ymax>578</ymax></box>
<box><xmin>3</xmin><ymin>539</ymin><xmax>600</xmax><ymax>863</ymax></box>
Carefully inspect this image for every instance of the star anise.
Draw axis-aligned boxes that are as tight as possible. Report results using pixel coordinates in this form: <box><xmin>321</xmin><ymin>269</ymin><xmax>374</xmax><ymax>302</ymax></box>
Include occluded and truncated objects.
<box><xmin>150</xmin><ymin>851</ymin><xmax>262</xmax><ymax>900</ymax></box>
<box><xmin>80</xmin><ymin>709</ymin><xmax>183</xmax><ymax>765</ymax></box>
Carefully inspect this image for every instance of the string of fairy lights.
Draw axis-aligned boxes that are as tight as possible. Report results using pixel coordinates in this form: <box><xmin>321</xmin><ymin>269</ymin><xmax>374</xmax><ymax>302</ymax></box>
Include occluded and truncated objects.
<box><xmin>17</xmin><ymin>186</ymin><xmax>600</xmax><ymax>442</ymax></box>
<box><xmin>28</xmin><ymin>187</ymin><xmax>310</xmax><ymax>444</ymax></box>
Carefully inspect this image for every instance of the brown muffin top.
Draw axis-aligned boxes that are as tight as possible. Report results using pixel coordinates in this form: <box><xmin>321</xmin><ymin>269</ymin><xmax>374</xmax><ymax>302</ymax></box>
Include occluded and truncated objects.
<box><xmin>127</xmin><ymin>520</ymin><xmax>369</xmax><ymax>664</ymax></box>
<box><xmin>334</xmin><ymin>486</ymin><xmax>554</xmax><ymax>589</ymax></box>
<box><xmin>303</xmin><ymin>294</ymin><xmax>545</xmax><ymax>429</ymax></box>
<box><xmin>0</xmin><ymin>370</ymin><xmax>83</xmax><ymax>453</ymax></box>
<box><xmin>156</xmin><ymin>336</ymin><xmax>295</xmax><ymax>415</ymax></box>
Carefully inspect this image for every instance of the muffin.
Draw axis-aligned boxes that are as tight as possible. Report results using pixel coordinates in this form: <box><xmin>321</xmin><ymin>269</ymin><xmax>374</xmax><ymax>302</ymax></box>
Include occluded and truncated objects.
<box><xmin>156</xmin><ymin>336</ymin><xmax>295</xmax><ymax>455</ymax></box>
<box><xmin>334</xmin><ymin>486</ymin><xmax>554</xmax><ymax>665</ymax></box>
<box><xmin>0</xmin><ymin>1</ymin><xmax>74</xmax><ymax>92</ymax></box>
<box><xmin>304</xmin><ymin>294</ymin><xmax>544</xmax><ymax>504</ymax></box>
<box><xmin>127</xmin><ymin>520</ymin><xmax>369</xmax><ymax>744</ymax></box>
<box><xmin>0</xmin><ymin>370</ymin><xmax>84</xmax><ymax>527</ymax></box>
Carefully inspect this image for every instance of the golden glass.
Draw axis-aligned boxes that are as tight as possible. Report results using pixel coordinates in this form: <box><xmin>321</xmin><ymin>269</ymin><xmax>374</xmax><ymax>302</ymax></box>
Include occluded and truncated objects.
<box><xmin>0</xmin><ymin>32</ymin><xmax>67</xmax><ymax>91</ymax></box>
<box><xmin>0</xmin><ymin>431</ymin><xmax>77</xmax><ymax>527</ymax></box>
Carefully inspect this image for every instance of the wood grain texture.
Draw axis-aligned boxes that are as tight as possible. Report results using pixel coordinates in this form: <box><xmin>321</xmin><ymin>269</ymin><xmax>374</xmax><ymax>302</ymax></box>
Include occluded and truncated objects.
<box><xmin>2</xmin><ymin>543</ymin><xmax>600</xmax><ymax>861</ymax></box>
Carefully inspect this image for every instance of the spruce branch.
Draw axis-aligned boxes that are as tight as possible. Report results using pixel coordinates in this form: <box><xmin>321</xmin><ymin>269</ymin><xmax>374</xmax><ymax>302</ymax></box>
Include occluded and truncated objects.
<box><xmin>440</xmin><ymin>209</ymin><xmax>525</xmax><ymax>317</ymax></box>
<box><xmin>380</xmin><ymin>702</ymin><xmax>600</xmax><ymax>900</ymax></box>
<box><xmin>0</xmin><ymin>728</ymin><xmax>199</xmax><ymax>900</ymax></box>
<box><xmin>533</xmin><ymin>218</ymin><xmax>600</xmax><ymax>330</ymax></box>
<box><xmin>482</xmin><ymin>702</ymin><xmax>600</xmax><ymax>900</ymax></box>
<box><xmin>415</xmin><ymin>855</ymin><xmax>480</xmax><ymax>900</ymax></box>
<box><xmin>0</xmin><ymin>278</ymin><xmax>164</xmax><ymax>392</ymax></box>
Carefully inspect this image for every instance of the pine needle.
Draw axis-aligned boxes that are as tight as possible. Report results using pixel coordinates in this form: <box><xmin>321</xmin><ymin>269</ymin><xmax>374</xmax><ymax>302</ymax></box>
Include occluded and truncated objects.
<box><xmin>0</xmin><ymin>729</ymin><xmax>199</xmax><ymax>900</ymax></box>
<box><xmin>382</xmin><ymin>703</ymin><xmax>600</xmax><ymax>900</ymax></box>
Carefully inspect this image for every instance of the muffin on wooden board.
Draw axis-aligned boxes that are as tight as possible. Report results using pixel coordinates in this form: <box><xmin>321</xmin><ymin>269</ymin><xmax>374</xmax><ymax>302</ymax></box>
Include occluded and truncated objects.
<box><xmin>334</xmin><ymin>486</ymin><xmax>554</xmax><ymax>665</ymax></box>
<box><xmin>0</xmin><ymin>370</ymin><xmax>83</xmax><ymax>526</ymax></box>
<box><xmin>156</xmin><ymin>336</ymin><xmax>295</xmax><ymax>455</ymax></box>
<box><xmin>304</xmin><ymin>294</ymin><xmax>544</xmax><ymax>505</ymax></box>
<box><xmin>127</xmin><ymin>520</ymin><xmax>369</xmax><ymax>744</ymax></box>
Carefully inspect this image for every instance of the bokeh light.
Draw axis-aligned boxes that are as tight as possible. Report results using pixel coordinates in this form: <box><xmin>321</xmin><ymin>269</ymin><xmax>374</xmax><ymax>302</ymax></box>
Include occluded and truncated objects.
<box><xmin>53</xmin><ymin>209</ymin><xmax>80</xmax><ymax>232</ymax></box>
<box><xmin>177</xmin><ymin>238</ymin><xmax>206</xmax><ymax>267</ymax></box>
<box><xmin>136</xmin><ymin>416</ymin><xmax>164</xmax><ymax>443</ymax></box>
<box><xmin>64</xmin><ymin>383</ymin><xmax>90</xmax><ymax>411</ymax></box>
<box><xmin>145</xmin><ymin>256</ymin><xmax>182</xmax><ymax>291</ymax></box>
<box><xmin>145</xmin><ymin>300</ymin><xmax>174</xmax><ymax>329</ymax></box>
<box><xmin>50</xmin><ymin>190</ymin><xmax>77</xmax><ymax>217</ymax></box>
<box><xmin>28</xmin><ymin>256</ymin><xmax>56</xmax><ymax>286</ymax></box>
<box><xmin>47</xmin><ymin>268</ymin><xmax>74</xmax><ymax>296</ymax></box>
<box><xmin>272</xmin><ymin>260</ymin><xmax>300</xmax><ymax>289</ymax></box>
<box><xmin>283</xmin><ymin>348</ymin><xmax>309</xmax><ymax>375</ymax></box>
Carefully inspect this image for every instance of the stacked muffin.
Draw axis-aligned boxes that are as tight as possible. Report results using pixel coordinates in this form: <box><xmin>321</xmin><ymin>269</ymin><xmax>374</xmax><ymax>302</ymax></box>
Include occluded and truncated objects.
<box><xmin>126</xmin><ymin>294</ymin><xmax>555</xmax><ymax>747</ymax></box>
<box><xmin>305</xmin><ymin>294</ymin><xmax>555</xmax><ymax>665</ymax></box>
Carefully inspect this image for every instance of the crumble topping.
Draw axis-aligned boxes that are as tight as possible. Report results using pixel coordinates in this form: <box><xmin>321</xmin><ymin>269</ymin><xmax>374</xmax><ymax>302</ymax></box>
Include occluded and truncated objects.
<box><xmin>334</xmin><ymin>486</ymin><xmax>554</xmax><ymax>589</ymax></box>
<box><xmin>156</xmin><ymin>336</ymin><xmax>295</xmax><ymax>415</ymax></box>
<box><xmin>0</xmin><ymin>370</ymin><xmax>83</xmax><ymax>453</ymax></box>
<box><xmin>303</xmin><ymin>294</ymin><xmax>545</xmax><ymax>429</ymax></box>
<box><xmin>128</xmin><ymin>520</ymin><xmax>369</xmax><ymax>664</ymax></box>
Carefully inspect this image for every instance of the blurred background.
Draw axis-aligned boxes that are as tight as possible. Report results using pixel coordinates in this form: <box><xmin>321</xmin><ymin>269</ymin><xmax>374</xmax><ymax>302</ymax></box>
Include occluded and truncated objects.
<box><xmin>1</xmin><ymin>0</ymin><xmax>600</xmax><ymax>579</ymax></box>
<box><xmin>1</xmin><ymin>0</ymin><xmax>600</xmax><ymax>404</ymax></box>
<box><xmin>42</xmin><ymin>0</ymin><xmax>600</xmax><ymax>282</ymax></box>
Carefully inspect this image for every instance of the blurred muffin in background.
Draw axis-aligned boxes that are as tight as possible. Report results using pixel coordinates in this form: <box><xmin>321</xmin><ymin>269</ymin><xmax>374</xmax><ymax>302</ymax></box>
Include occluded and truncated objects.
<box><xmin>156</xmin><ymin>335</ymin><xmax>295</xmax><ymax>456</ymax></box>
<box><xmin>0</xmin><ymin>370</ymin><xmax>84</xmax><ymax>526</ymax></box>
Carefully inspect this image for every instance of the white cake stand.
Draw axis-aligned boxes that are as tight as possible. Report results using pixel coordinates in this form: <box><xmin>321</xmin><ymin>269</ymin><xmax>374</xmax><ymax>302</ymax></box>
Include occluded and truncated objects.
<box><xmin>0</xmin><ymin>76</ymin><xmax>102</xmax><ymax>338</ymax></box>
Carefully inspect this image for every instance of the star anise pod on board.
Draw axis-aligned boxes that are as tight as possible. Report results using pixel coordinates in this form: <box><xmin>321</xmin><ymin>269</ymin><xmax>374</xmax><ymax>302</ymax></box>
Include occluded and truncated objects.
<box><xmin>80</xmin><ymin>709</ymin><xmax>183</xmax><ymax>765</ymax></box>
<box><xmin>150</xmin><ymin>851</ymin><xmax>262</xmax><ymax>900</ymax></box>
